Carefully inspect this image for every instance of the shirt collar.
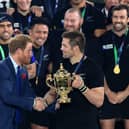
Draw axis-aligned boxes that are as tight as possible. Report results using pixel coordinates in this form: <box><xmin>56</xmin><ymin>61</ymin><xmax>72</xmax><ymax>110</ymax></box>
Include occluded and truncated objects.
<box><xmin>9</xmin><ymin>54</ymin><xmax>19</xmax><ymax>74</ymax></box>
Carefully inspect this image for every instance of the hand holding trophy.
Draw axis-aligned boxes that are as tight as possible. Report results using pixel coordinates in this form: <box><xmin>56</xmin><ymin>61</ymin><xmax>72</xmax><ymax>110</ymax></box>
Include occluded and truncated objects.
<box><xmin>46</xmin><ymin>63</ymin><xmax>73</xmax><ymax>103</ymax></box>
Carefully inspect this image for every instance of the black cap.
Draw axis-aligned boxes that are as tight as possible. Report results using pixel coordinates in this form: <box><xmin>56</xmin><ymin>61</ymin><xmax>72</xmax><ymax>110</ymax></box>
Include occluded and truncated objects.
<box><xmin>0</xmin><ymin>13</ymin><xmax>14</xmax><ymax>25</ymax></box>
<box><xmin>29</xmin><ymin>17</ymin><xmax>50</xmax><ymax>29</ymax></box>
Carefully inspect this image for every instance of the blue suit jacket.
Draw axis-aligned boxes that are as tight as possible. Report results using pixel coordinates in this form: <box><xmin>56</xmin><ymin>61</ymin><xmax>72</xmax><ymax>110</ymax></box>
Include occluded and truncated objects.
<box><xmin>0</xmin><ymin>57</ymin><xmax>35</xmax><ymax>129</ymax></box>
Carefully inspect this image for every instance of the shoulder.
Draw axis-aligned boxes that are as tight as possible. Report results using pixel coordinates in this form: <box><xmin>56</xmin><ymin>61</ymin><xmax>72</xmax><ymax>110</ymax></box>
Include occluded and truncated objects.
<box><xmin>84</xmin><ymin>57</ymin><xmax>104</xmax><ymax>87</ymax></box>
<box><xmin>0</xmin><ymin>60</ymin><xmax>8</xmax><ymax>70</ymax></box>
<box><xmin>0</xmin><ymin>60</ymin><xmax>11</xmax><ymax>77</ymax></box>
<box><xmin>85</xmin><ymin>57</ymin><xmax>103</xmax><ymax>73</ymax></box>
<box><xmin>99</xmin><ymin>30</ymin><xmax>112</xmax><ymax>41</ymax></box>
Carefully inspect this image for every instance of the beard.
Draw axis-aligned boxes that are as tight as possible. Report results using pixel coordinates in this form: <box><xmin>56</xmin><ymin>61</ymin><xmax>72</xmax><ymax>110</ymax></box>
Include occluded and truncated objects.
<box><xmin>71</xmin><ymin>0</ymin><xmax>83</xmax><ymax>5</ymax></box>
<box><xmin>21</xmin><ymin>56</ymin><xmax>31</xmax><ymax>65</ymax></box>
<box><xmin>0</xmin><ymin>33</ymin><xmax>11</xmax><ymax>41</ymax></box>
<box><xmin>113</xmin><ymin>23</ymin><xmax>127</xmax><ymax>32</ymax></box>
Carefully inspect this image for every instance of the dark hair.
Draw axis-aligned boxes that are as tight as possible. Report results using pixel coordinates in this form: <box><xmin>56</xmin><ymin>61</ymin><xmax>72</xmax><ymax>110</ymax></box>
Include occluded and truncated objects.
<box><xmin>62</xmin><ymin>31</ymin><xmax>86</xmax><ymax>53</ymax></box>
<box><xmin>9</xmin><ymin>34</ymin><xmax>32</xmax><ymax>54</ymax></box>
<box><xmin>29</xmin><ymin>17</ymin><xmax>50</xmax><ymax>29</ymax></box>
<box><xmin>111</xmin><ymin>4</ymin><xmax>129</xmax><ymax>17</ymax></box>
<box><xmin>0</xmin><ymin>13</ymin><xmax>14</xmax><ymax>25</ymax></box>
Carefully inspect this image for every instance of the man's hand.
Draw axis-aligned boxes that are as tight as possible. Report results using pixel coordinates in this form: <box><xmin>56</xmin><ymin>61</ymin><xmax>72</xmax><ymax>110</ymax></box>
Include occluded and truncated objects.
<box><xmin>44</xmin><ymin>89</ymin><xmax>57</xmax><ymax>105</ymax></box>
<box><xmin>31</xmin><ymin>6</ymin><xmax>43</xmax><ymax>17</ymax></box>
<box><xmin>106</xmin><ymin>90</ymin><xmax>118</xmax><ymax>104</ymax></box>
<box><xmin>72</xmin><ymin>75</ymin><xmax>84</xmax><ymax>89</ymax></box>
<box><xmin>6</xmin><ymin>8</ymin><xmax>15</xmax><ymax>15</ymax></box>
<box><xmin>115</xmin><ymin>86</ymin><xmax>129</xmax><ymax>103</ymax></box>
<box><xmin>33</xmin><ymin>97</ymin><xmax>45</xmax><ymax>111</ymax></box>
<box><xmin>105</xmin><ymin>86</ymin><xmax>129</xmax><ymax>104</ymax></box>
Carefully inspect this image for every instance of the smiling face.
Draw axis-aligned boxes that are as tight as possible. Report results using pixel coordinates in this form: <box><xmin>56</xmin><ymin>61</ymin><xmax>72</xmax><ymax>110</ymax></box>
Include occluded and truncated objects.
<box><xmin>70</xmin><ymin>0</ymin><xmax>84</xmax><ymax>5</ymax></box>
<box><xmin>105</xmin><ymin>0</ymin><xmax>119</xmax><ymax>10</ymax></box>
<box><xmin>29</xmin><ymin>24</ymin><xmax>49</xmax><ymax>48</ymax></box>
<box><xmin>0</xmin><ymin>21</ymin><xmax>13</xmax><ymax>42</ymax></box>
<box><xmin>112</xmin><ymin>9</ymin><xmax>129</xmax><ymax>32</ymax></box>
<box><xmin>16</xmin><ymin>0</ymin><xmax>32</xmax><ymax>12</ymax></box>
<box><xmin>64</xmin><ymin>11</ymin><xmax>83</xmax><ymax>31</ymax></box>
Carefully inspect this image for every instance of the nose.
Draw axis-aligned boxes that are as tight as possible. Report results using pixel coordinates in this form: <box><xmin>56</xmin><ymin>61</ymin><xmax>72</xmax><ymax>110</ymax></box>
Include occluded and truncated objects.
<box><xmin>65</xmin><ymin>20</ymin><xmax>72</xmax><ymax>26</ymax></box>
<box><xmin>60</xmin><ymin>45</ymin><xmax>63</xmax><ymax>51</ymax></box>
<box><xmin>4</xmin><ymin>25</ymin><xmax>9</xmax><ymax>31</ymax></box>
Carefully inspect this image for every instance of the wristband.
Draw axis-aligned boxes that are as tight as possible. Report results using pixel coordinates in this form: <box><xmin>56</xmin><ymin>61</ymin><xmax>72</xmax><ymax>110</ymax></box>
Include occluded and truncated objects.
<box><xmin>78</xmin><ymin>85</ymin><xmax>87</xmax><ymax>93</ymax></box>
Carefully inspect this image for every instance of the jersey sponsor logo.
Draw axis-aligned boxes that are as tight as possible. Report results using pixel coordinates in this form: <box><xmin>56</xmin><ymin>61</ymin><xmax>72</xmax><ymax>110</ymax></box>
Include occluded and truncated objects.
<box><xmin>43</xmin><ymin>54</ymin><xmax>49</xmax><ymax>61</ymax></box>
<box><xmin>102</xmin><ymin>44</ymin><xmax>113</xmax><ymax>50</ymax></box>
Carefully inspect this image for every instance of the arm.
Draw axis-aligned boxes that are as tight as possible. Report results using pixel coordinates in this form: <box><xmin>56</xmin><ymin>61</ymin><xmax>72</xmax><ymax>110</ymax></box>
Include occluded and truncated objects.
<box><xmin>43</xmin><ymin>89</ymin><xmax>57</xmax><ymax>105</ymax></box>
<box><xmin>82</xmin><ymin>86</ymin><xmax>104</xmax><ymax>108</ymax></box>
<box><xmin>104</xmin><ymin>78</ymin><xmax>129</xmax><ymax>104</ymax></box>
<box><xmin>0</xmin><ymin>65</ymin><xmax>45</xmax><ymax>111</ymax></box>
<box><xmin>115</xmin><ymin>85</ymin><xmax>129</xmax><ymax>104</ymax></box>
<box><xmin>94</xmin><ymin>29</ymin><xmax>106</xmax><ymax>37</ymax></box>
<box><xmin>104</xmin><ymin>78</ymin><xmax>118</xmax><ymax>104</ymax></box>
<box><xmin>30</xmin><ymin>6</ymin><xmax>43</xmax><ymax>17</ymax></box>
<box><xmin>72</xmin><ymin>75</ymin><xmax>104</xmax><ymax>108</ymax></box>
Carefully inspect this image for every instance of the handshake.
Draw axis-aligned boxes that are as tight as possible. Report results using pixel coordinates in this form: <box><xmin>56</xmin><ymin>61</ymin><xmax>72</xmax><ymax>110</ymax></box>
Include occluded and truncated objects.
<box><xmin>33</xmin><ymin>97</ymin><xmax>48</xmax><ymax>111</ymax></box>
<box><xmin>33</xmin><ymin>89</ymin><xmax>57</xmax><ymax>111</ymax></box>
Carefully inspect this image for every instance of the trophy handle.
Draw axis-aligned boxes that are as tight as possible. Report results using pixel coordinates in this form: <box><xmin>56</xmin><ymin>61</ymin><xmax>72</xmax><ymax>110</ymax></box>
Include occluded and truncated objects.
<box><xmin>46</xmin><ymin>74</ymin><xmax>57</xmax><ymax>90</ymax></box>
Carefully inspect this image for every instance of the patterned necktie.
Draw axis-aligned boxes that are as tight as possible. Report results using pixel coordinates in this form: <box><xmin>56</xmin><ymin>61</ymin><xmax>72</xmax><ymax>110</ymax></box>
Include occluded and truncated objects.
<box><xmin>15</xmin><ymin>66</ymin><xmax>22</xmax><ymax>124</ymax></box>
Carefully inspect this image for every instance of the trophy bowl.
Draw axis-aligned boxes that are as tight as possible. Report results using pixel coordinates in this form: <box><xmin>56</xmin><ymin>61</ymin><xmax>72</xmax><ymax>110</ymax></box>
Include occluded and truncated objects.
<box><xmin>46</xmin><ymin>63</ymin><xmax>72</xmax><ymax>103</ymax></box>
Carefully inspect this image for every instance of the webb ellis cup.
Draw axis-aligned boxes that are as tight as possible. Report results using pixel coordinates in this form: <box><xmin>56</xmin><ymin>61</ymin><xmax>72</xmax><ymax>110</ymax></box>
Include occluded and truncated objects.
<box><xmin>46</xmin><ymin>63</ymin><xmax>73</xmax><ymax>103</ymax></box>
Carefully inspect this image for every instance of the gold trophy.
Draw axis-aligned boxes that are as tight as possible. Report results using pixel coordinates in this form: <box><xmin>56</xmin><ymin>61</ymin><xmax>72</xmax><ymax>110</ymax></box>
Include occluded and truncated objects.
<box><xmin>46</xmin><ymin>63</ymin><xmax>73</xmax><ymax>103</ymax></box>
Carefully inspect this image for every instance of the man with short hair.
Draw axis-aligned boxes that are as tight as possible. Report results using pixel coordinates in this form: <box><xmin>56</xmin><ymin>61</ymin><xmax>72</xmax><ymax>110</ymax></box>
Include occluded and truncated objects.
<box><xmin>29</xmin><ymin>17</ymin><xmax>54</xmax><ymax>129</ymax></box>
<box><xmin>55</xmin><ymin>31</ymin><xmax>104</xmax><ymax>129</ymax></box>
<box><xmin>0</xmin><ymin>13</ymin><xmax>14</xmax><ymax>60</ymax></box>
<box><xmin>11</xmin><ymin>0</ymin><xmax>42</xmax><ymax>34</ymax></box>
<box><xmin>0</xmin><ymin>34</ymin><xmax>48</xmax><ymax>129</ymax></box>
<box><xmin>96</xmin><ymin>4</ymin><xmax>129</xmax><ymax>129</ymax></box>
<box><xmin>49</xmin><ymin>8</ymin><xmax>83</xmax><ymax>73</ymax></box>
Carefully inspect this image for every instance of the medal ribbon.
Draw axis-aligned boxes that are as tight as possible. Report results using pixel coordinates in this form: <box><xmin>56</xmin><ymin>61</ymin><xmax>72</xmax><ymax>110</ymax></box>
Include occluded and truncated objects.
<box><xmin>36</xmin><ymin>46</ymin><xmax>44</xmax><ymax>85</ymax></box>
<box><xmin>81</xmin><ymin>7</ymin><xmax>86</xmax><ymax>19</ymax></box>
<box><xmin>113</xmin><ymin>29</ymin><xmax>128</xmax><ymax>66</ymax></box>
<box><xmin>0</xmin><ymin>45</ymin><xmax>5</xmax><ymax>60</ymax></box>
<box><xmin>73</xmin><ymin>55</ymin><xmax>86</xmax><ymax>74</ymax></box>
<box><xmin>113</xmin><ymin>41</ymin><xmax>124</xmax><ymax>65</ymax></box>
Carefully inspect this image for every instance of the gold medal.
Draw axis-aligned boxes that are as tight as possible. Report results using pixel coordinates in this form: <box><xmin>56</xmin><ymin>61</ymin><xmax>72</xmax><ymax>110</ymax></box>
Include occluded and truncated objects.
<box><xmin>113</xmin><ymin>65</ymin><xmax>120</xmax><ymax>74</ymax></box>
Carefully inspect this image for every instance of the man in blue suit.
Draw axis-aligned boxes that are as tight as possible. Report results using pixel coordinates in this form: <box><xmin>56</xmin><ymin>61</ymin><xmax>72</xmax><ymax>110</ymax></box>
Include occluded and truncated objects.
<box><xmin>0</xmin><ymin>34</ymin><xmax>51</xmax><ymax>129</ymax></box>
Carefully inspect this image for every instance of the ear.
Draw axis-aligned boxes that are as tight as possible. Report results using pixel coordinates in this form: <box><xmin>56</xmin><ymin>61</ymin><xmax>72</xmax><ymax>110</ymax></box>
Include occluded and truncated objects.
<box><xmin>16</xmin><ymin>48</ymin><xmax>23</xmax><ymax>55</ymax></box>
<box><xmin>127</xmin><ymin>17</ymin><xmax>129</xmax><ymax>23</ymax></box>
<box><xmin>73</xmin><ymin>45</ymin><xmax>79</xmax><ymax>52</ymax></box>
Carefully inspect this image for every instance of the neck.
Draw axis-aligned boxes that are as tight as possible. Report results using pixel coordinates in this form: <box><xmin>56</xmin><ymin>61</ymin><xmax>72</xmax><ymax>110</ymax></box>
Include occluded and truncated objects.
<box><xmin>71</xmin><ymin>0</ymin><xmax>86</xmax><ymax>8</ymax></box>
<box><xmin>11</xmin><ymin>54</ymin><xmax>21</xmax><ymax>66</ymax></box>
<box><xmin>113</xmin><ymin>27</ymin><xmax>128</xmax><ymax>37</ymax></box>
<box><xmin>0</xmin><ymin>39</ymin><xmax>10</xmax><ymax>45</ymax></box>
<box><xmin>33</xmin><ymin>43</ymin><xmax>41</xmax><ymax>49</ymax></box>
<box><xmin>18</xmin><ymin>9</ymin><xmax>30</xmax><ymax>16</ymax></box>
<box><xmin>70</xmin><ymin>52</ymin><xmax>83</xmax><ymax>64</ymax></box>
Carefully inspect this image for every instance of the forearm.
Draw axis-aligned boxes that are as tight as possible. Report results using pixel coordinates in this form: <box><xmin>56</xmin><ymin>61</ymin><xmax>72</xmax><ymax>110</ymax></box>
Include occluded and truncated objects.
<box><xmin>116</xmin><ymin>85</ymin><xmax>129</xmax><ymax>103</ymax></box>
<box><xmin>122</xmin><ymin>85</ymin><xmax>129</xmax><ymax>97</ymax></box>
<box><xmin>81</xmin><ymin>86</ymin><xmax>104</xmax><ymax>108</ymax></box>
<box><xmin>43</xmin><ymin>89</ymin><xmax>57</xmax><ymax>105</ymax></box>
<box><xmin>104</xmin><ymin>80</ymin><xmax>129</xmax><ymax>104</ymax></box>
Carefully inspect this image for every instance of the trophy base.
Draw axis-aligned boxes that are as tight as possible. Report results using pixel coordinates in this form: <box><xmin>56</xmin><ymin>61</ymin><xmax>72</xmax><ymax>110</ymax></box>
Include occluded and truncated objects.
<box><xmin>58</xmin><ymin>97</ymin><xmax>71</xmax><ymax>104</ymax></box>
